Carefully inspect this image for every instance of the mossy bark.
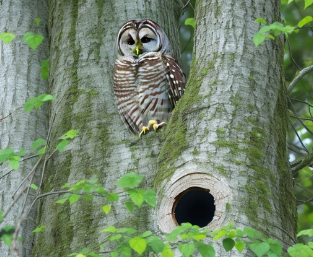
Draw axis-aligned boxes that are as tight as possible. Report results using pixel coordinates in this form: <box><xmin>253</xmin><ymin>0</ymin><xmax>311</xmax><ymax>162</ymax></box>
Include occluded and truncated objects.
<box><xmin>32</xmin><ymin>0</ymin><xmax>183</xmax><ymax>256</ymax></box>
<box><xmin>0</xmin><ymin>1</ymin><xmax>49</xmax><ymax>256</ymax></box>
<box><xmin>157</xmin><ymin>0</ymin><xmax>296</xmax><ymax>256</ymax></box>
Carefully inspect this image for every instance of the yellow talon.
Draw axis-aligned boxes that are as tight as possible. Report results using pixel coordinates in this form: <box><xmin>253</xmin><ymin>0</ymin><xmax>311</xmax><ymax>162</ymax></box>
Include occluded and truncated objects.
<box><xmin>148</xmin><ymin>120</ymin><xmax>158</xmax><ymax>129</ymax></box>
<box><xmin>139</xmin><ymin>126</ymin><xmax>149</xmax><ymax>138</ymax></box>
<box><xmin>153</xmin><ymin>124</ymin><xmax>159</xmax><ymax>131</ymax></box>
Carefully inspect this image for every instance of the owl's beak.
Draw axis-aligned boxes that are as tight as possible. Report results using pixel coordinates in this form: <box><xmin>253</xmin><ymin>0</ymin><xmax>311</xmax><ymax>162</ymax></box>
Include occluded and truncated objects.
<box><xmin>133</xmin><ymin>41</ymin><xmax>143</xmax><ymax>56</ymax></box>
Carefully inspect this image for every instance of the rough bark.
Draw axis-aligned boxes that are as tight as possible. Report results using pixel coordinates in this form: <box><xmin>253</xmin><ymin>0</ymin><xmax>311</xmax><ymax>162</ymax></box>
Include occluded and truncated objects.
<box><xmin>0</xmin><ymin>1</ymin><xmax>49</xmax><ymax>256</ymax></box>
<box><xmin>157</xmin><ymin>0</ymin><xmax>297</xmax><ymax>255</ymax></box>
<box><xmin>32</xmin><ymin>0</ymin><xmax>183</xmax><ymax>256</ymax></box>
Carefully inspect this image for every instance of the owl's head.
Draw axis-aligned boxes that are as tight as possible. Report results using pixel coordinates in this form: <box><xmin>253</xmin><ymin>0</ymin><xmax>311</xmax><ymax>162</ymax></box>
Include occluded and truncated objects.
<box><xmin>117</xmin><ymin>19</ymin><xmax>173</xmax><ymax>57</ymax></box>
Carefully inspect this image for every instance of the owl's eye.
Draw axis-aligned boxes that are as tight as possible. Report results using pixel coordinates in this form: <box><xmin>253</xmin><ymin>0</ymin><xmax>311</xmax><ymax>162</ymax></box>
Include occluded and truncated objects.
<box><xmin>141</xmin><ymin>36</ymin><xmax>152</xmax><ymax>43</ymax></box>
<box><xmin>127</xmin><ymin>37</ymin><xmax>135</xmax><ymax>45</ymax></box>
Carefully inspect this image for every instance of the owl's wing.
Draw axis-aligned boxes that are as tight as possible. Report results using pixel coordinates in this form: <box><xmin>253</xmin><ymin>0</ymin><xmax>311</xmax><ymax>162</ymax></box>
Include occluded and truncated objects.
<box><xmin>163</xmin><ymin>55</ymin><xmax>186</xmax><ymax>108</ymax></box>
<box><xmin>113</xmin><ymin>59</ymin><xmax>142</xmax><ymax>134</ymax></box>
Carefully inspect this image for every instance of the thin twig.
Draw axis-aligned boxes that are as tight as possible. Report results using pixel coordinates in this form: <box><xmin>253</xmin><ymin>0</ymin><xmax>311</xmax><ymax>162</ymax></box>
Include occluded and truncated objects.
<box><xmin>297</xmin><ymin>197</ymin><xmax>313</xmax><ymax>205</ymax></box>
<box><xmin>289</xmin><ymin>97</ymin><xmax>313</xmax><ymax>107</ymax></box>
<box><xmin>3</xmin><ymin>187</ymin><xmax>27</xmax><ymax>218</ymax></box>
<box><xmin>286</xmin><ymin>38</ymin><xmax>301</xmax><ymax>70</ymax></box>
<box><xmin>0</xmin><ymin>113</ymin><xmax>11</xmax><ymax>121</ymax></box>
<box><xmin>289</xmin><ymin>120</ymin><xmax>309</xmax><ymax>153</ymax></box>
<box><xmin>287</xmin><ymin>64</ymin><xmax>313</xmax><ymax>94</ymax></box>
<box><xmin>11</xmin><ymin>155</ymin><xmax>43</xmax><ymax>199</ymax></box>
<box><xmin>290</xmin><ymin>115</ymin><xmax>313</xmax><ymax>121</ymax></box>
<box><xmin>288</xmin><ymin>97</ymin><xmax>313</xmax><ymax>137</ymax></box>
<box><xmin>183</xmin><ymin>0</ymin><xmax>191</xmax><ymax>10</ymax></box>
<box><xmin>40</xmin><ymin>112</ymin><xmax>57</xmax><ymax>188</ymax></box>
<box><xmin>291</xmin><ymin>151</ymin><xmax>313</xmax><ymax>174</ymax></box>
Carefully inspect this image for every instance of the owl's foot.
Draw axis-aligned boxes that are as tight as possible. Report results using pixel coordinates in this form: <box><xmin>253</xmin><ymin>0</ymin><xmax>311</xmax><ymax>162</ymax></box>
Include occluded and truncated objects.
<box><xmin>139</xmin><ymin>126</ymin><xmax>149</xmax><ymax>138</ymax></box>
<box><xmin>139</xmin><ymin>121</ymin><xmax>166</xmax><ymax>138</ymax></box>
<box><xmin>148</xmin><ymin>120</ymin><xmax>166</xmax><ymax>131</ymax></box>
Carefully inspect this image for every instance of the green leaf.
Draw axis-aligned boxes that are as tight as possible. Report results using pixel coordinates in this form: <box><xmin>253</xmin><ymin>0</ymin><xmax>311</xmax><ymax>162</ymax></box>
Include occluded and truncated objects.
<box><xmin>201</xmin><ymin>68</ymin><xmax>207</xmax><ymax>75</ymax></box>
<box><xmin>195</xmin><ymin>241</ymin><xmax>215</xmax><ymax>257</ymax></box>
<box><xmin>178</xmin><ymin>243</ymin><xmax>195</xmax><ymax>257</ymax></box>
<box><xmin>9</xmin><ymin>156</ymin><xmax>20</xmax><ymax>170</ymax></box>
<box><xmin>37</xmin><ymin>146</ymin><xmax>46</xmax><ymax>156</ymax></box>
<box><xmin>55</xmin><ymin>197</ymin><xmax>69</xmax><ymax>204</ymax></box>
<box><xmin>140</xmin><ymin>231</ymin><xmax>152</xmax><ymax>238</ymax></box>
<box><xmin>102</xmin><ymin>205</ymin><xmax>111</xmax><ymax>215</ymax></box>
<box><xmin>244</xmin><ymin>227</ymin><xmax>265</xmax><ymax>240</ymax></box>
<box><xmin>288</xmin><ymin>243</ymin><xmax>313</xmax><ymax>257</ymax></box>
<box><xmin>83</xmin><ymin>194</ymin><xmax>94</xmax><ymax>201</ymax></box>
<box><xmin>227</xmin><ymin>230</ymin><xmax>236</xmax><ymax>238</ymax></box>
<box><xmin>304</xmin><ymin>0</ymin><xmax>313</xmax><ymax>9</ymax></box>
<box><xmin>129</xmin><ymin>236</ymin><xmax>147</xmax><ymax>255</ymax></box>
<box><xmin>69</xmin><ymin>194</ymin><xmax>81</xmax><ymax>205</ymax></box>
<box><xmin>32</xmin><ymin>225</ymin><xmax>46</xmax><ymax>233</ymax></box>
<box><xmin>255</xmin><ymin>18</ymin><xmax>267</xmax><ymax>24</ymax></box>
<box><xmin>107</xmin><ymin>193</ymin><xmax>119</xmax><ymax>202</ymax></box>
<box><xmin>17</xmin><ymin>149</ymin><xmax>26</xmax><ymax>157</ymax></box>
<box><xmin>116</xmin><ymin>244</ymin><xmax>132</xmax><ymax>257</ymax></box>
<box><xmin>80</xmin><ymin>247</ymin><xmax>90</xmax><ymax>254</ymax></box>
<box><xmin>267</xmin><ymin>251</ymin><xmax>278</xmax><ymax>257</ymax></box>
<box><xmin>267</xmin><ymin>238</ymin><xmax>282</xmax><ymax>255</ymax></box>
<box><xmin>297</xmin><ymin>229</ymin><xmax>313</xmax><ymax>237</ymax></box>
<box><xmin>144</xmin><ymin>189</ymin><xmax>156</xmax><ymax>207</ymax></box>
<box><xmin>235</xmin><ymin>228</ymin><xmax>244</xmax><ymax>237</ymax></box>
<box><xmin>0</xmin><ymin>148</ymin><xmax>14</xmax><ymax>163</ymax></box>
<box><xmin>60</xmin><ymin>129</ymin><xmax>79</xmax><ymax>139</ymax></box>
<box><xmin>56</xmin><ymin>139</ymin><xmax>69</xmax><ymax>151</ymax></box>
<box><xmin>109</xmin><ymin>234</ymin><xmax>122</xmax><ymax>241</ymax></box>
<box><xmin>287</xmin><ymin>0</ymin><xmax>293</xmax><ymax>4</ymax></box>
<box><xmin>0</xmin><ymin>32</ymin><xmax>15</xmax><ymax>44</ymax></box>
<box><xmin>35</xmin><ymin>18</ymin><xmax>41</xmax><ymax>26</ymax></box>
<box><xmin>249</xmin><ymin>242</ymin><xmax>271</xmax><ymax>257</ymax></box>
<box><xmin>116</xmin><ymin>173</ymin><xmax>143</xmax><ymax>189</ymax></box>
<box><xmin>185</xmin><ymin>18</ymin><xmax>195</xmax><ymax>28</ymax></box>
<box><xmin>0</xmin><ymin>211</ymin><xmax>4</xmax><ymax>223</ymax></box>
<box><xmin>253</xmin><ymin>33</ymin><xmax>266</xmax><ymax>47</ymax></box>
<box><xmin>223</xmin><ymin>238</ymin><xmax>235</xmax><ymax>252</ymax></box>
<box><xmin>22</xmin><ymin>32</ymin><xmax>44</xmax><ymax>50</ymax></box>
<box><xmin>1</xmin><ymin>225</ymin><xmax>15</xmax><ymax>246</ymax></box>
<box><xmin>147</xmin><ymin>236</ymin><xmax>165</xmax><ymax>254</ymax></box>
<box><xmin>161</xmin><ymin>244</ymin><xmax>174</xmax><ymax>257</ymax></box>
<box><xmin>32</xmin><ymin>139</ymin><xmax>46</xmax><ymax>150</ymax></box>
<box><xmin>38</xmin><ymin>94</ymin><xmax>55</xmax><ymax>102</ymax></box>
<box><xmin>298</xmin><ymin>16</ymin><xmax>313</xmax><ymax>28</ymax></box>
<box><xmin>128</xmin><ymin>189</ymin><xmax>145</xmax><ymax>208</ymax></box>
<box><xmin>96</xmin><ymin>187</ymin><xmax>107</xmax><ymax>194</ymax></box>
<box><xmin>125</xmin><ymin>202</ymin><xmax>134</xmax><ymax>213</ymax></box>
<box><xmin>308</xmin><ymin>242</ymin><xmax>313</xmax><ymax>249</ymax></box>
<box><xmin>110</xmin><ymin>251</ymin><xmax>118</xmax><ymax>257</ymax></box>
<box><xmin>235</xmin><ymin>241</ymin><xmax>246</xmax><ymax>253</ymax></box>
<box><xmin>213</xmin><ymin>230</ymin><xmax>228</xmax><ymax>240</ymax></box>
<box><xmin>30</xmin><ymin>184</ymin><xmax>38</xmax><ymax>190</ymax></box>
<box><xmin>100</xmin><ymin>226</ymin><xmax>116</xmax><ymax>233</ymax></box>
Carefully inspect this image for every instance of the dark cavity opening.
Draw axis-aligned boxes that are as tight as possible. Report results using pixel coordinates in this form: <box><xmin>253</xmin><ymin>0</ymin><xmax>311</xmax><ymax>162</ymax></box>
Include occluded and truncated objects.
<box><xmin>173</xmin><ymin>187</ymin><xmax>215</xmax><ymax>227</ymax></box>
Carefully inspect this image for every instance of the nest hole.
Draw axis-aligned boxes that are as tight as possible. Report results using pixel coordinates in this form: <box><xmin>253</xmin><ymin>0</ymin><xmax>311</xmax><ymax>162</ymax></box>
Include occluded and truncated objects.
<box><xmin>172</xmin><ymin>187</ymin><xmax>215</xmax><ymax>227</ymax></box>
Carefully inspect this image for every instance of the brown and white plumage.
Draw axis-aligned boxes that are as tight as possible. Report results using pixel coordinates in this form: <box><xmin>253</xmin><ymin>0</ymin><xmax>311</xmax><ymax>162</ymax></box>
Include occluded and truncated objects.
<box><xmin>113</xmin><ymin>19</ymin><xmax>185</xmax><ymax>135</ymax></box>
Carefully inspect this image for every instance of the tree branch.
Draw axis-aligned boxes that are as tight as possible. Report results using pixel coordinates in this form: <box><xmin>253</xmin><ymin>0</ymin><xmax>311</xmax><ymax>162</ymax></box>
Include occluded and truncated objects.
<box><xmin>291</xmin><ymin>151</ymin><xmax>313</xmax><ymax>174</ymax></box>
<box><xmin>287</xmin><ymin>64</ymin><xmax>313</xmax><ymax>94</ymax></box>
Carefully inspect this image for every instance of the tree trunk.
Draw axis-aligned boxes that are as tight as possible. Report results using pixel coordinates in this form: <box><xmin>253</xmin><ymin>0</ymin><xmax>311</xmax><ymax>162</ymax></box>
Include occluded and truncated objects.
<box><xmin>32</xmin><ymin>1</ymin><xmax>183</xmax><ymax>256</ymax></box>
<box><xmin>157</xmin><ymin>0</ymin><xmax>296</xmax><ymax>255</ymax></box>
<box><xmin>0</xmin><ymin>1</ymin><xmax>49</xmax><ymax>257</ymax></box>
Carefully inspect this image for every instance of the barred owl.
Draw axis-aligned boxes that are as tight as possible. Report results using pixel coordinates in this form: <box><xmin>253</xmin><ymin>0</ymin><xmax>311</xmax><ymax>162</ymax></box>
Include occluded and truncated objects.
<box><xmin>113</xmin><ymin>19</ymin><xmax>185</xmax><ymax>136</ymax></box>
